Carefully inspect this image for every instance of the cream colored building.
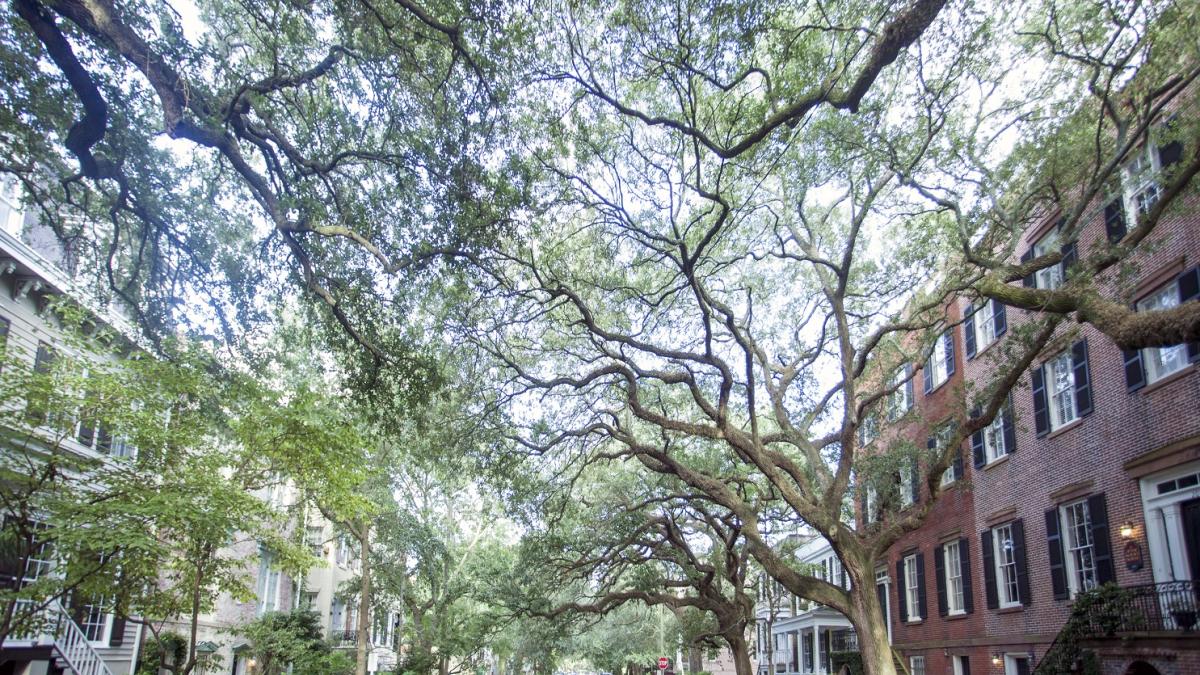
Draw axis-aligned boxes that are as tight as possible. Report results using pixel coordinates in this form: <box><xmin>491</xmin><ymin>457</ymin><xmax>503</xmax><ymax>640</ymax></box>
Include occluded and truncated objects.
<box><xmin>0</xmin><ymin>177</ymin><xmax>145</xmax><ymax>675</ymax></box>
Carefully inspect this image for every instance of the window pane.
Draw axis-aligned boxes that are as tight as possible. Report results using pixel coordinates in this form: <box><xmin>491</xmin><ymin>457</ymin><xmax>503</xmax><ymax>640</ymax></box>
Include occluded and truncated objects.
<box><xmin>1138</xmin><ymin>284</ymin><xmax>1186</xmax><ymax>383</ymax></box>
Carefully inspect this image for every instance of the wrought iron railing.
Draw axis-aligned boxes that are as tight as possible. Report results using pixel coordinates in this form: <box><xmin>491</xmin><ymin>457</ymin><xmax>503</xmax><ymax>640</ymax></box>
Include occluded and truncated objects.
<box><xmin>1077</xmin><ymin>580</ymin><xmax>1199</xmax><ymax>635</ymax></box>
<box><xmin>332</xmin><ymin>628</ymin><xmax>358</xmax><ymax>645</ymax></box>
<box><xmin>1035</xmin><ymin>581</ymin><xmax>1198</xmax><ymax>674</ymax></box>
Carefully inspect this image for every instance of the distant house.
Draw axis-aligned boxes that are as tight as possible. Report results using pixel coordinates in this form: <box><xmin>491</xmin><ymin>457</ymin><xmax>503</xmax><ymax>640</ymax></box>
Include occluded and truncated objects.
<box><xmin>754</xmin><ymin>538</ymin><xmax>856</xmax><ymax>675</ymax></box>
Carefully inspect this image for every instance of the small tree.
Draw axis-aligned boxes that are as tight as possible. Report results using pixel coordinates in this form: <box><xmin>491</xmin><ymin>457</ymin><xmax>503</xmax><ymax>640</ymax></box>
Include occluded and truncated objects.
<box><xmin>239</xmin><ymin>609</ymin><xmax>354</xmax><ymax>675</ymax></box>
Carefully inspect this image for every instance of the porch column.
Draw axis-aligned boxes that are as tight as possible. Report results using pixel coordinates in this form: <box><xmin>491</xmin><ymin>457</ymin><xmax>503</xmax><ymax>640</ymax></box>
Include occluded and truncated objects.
<box><xmin>813</xmin><ymin>625</ymin><xmax>821</xmax><ymax>674</ymax></box>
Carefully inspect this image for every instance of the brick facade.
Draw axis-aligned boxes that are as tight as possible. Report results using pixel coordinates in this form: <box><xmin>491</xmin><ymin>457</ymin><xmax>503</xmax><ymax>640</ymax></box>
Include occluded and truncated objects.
<box><xmin>876</xmin><ymin>147</ymin><xmax>1200</xmax><ymax>675</ymax></box>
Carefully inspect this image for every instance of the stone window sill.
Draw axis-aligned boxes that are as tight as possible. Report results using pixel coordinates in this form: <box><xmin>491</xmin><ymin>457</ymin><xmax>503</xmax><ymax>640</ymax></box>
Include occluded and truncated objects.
<box><xmin>1046</xmin><ymin>418</ymin><xmax>1082</xmax><ymax>441</ymax></box>
<box><xmin>982</xmin><ymin>453</ymin><xmax>1011</xmax><ymax>471</ymax></box>
<box><xmin>1140</xmin><ymin>364</ymin><xmax>1196</xmax><ymax>395</ymax></box>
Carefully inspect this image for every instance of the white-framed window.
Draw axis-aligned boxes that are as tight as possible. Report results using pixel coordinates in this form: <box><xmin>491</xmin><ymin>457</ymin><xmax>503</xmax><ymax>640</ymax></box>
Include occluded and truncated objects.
<box><xmin>865</xmin><ymin>485</ymin><xmax>878</xmax><ymax>524</ymax></box>
<box><xmin>22</xmin><ymin>528</ymin><xmax>54</xmax><ymax>581</ymax></box>
<box><xmin>265</xmin><ymin>475</ymin><xmax>288</xmax><ymax>510</ymax></box>
<box><xmin>1060</xmin><ymin>500</ymin><xmax>1098</xmax><ymax>596</ymax></box>
<box><xmin>256</xmin><ymin>548</ymin><xmax>281</xmax><ymax>616</ymax></box>
<box><xmin>336</xmin><ymin>536</ymin><xmax>353</xmax><ymax>567</ymax></box>
<box><xmin>973</xmin><ymin>300</ymin><xmax>997</xmax><ymax>350</ymax></box>
<box><xmin>1045</xmin><ymin>352</ymin><xmax>1078</xmax><ymax>430</ymax></box>
<box><xmin>0</xmin><ymin>174</ymin><xmax>24</xmax><ymax>236</ymax></box>
<box><xmin>80</xmin><ymin>599</ymin><xmax>113</xmax><ymax>645</ymax></box>
<box><xmin>1004</xmin><ymin>654</ymin><xmax>1031</xmax><ymax>675</ymax></box>
<box><xmin>826</xmin><ymin>556</ymin><xmax>847</xmax><ymax>589</ymax></box>
<box><xmin>944</xmin><ymin>540</ymin><xmax>965</xmax><ymax>615</ymax></box>
<box><xmin>859</xmin><ymin>412</ymin><xmax>878</xmax><ymax>446</ymax></box>
<box><xmin>904</xmin><ymin>554</ymin><xmax>920</xmax><ymax>621</ymax></box>
<box><xmin>934</xmin><ymin>426</ymin><xmax>956</xmax><ymax>487</ymax></box>
<box><xmin>301</xmin><ymin>591</ymin><xmax>319</xmax><ymax>611</ymax></box>
<box><xmin>927</xmin><ymin>334</ymin><xmax>950</xmax><ymax>389</ymax></box>
<box><xmin>1136</xmin><ymin>282</ymin><xmax>1188</xmax><ymax>384</ymax></box>
<box><xmin>983</xmin><ymin>411</ymin><xmax>1008</xmax><ymax>463</ymax></box>
<box><xmin>1122</xmin><ymin>144</ymin><xmax>1163</xmax><ymax>223</ymax></box>
<box><xmin>1033</xmin><ymin>228</ymin><xmax>1064</xmax><ymax>290</ymax></box>
<box><xmin>888</xmin><ymin>367</ymin><xmax>913</xmax><ymax>420</ymax></box>
<box><xmin>909</xmin><ymin>655</ymin><xmax>926</xmax><ymax>675</ymax></box>
<box><xmin>951</xmin><ymin>655</ymin><xmax>968</xmax><ymax>675</ymax></box>
<box><xmin>306</xmin><ymin>525</ymin><xmax>325</xmax><ymax>557</ymax></box>
<box><xmin>900</xmin><ymin>466</ymin><xmax>915</xmax><ymax>507</ymax></box>
<box><xmin>993</xmin><ymin>524</ymin><xmax>1021</xmax><ymax>608</ymax></box>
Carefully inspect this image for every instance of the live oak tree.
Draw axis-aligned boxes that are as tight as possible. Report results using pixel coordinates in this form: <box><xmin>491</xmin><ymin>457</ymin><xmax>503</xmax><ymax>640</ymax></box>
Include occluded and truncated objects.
<box><xmin>447</xmin><ymin>3</ymin><xmax>1200</xmax><ymax>675</ymax></box>
<box><xmin>6</xmin><ymin>3</ymin><xmax>1200</xmax><ymax>675</ymax></box>
<box><xmin>0</xmin><ymin>0</ymin><xmax>521</xmax><ymax>397</ymax></box>
<box><xmin>512</xmin><ymin>465</ymin><xmax>758</xmax><ymax>675</ymax></box>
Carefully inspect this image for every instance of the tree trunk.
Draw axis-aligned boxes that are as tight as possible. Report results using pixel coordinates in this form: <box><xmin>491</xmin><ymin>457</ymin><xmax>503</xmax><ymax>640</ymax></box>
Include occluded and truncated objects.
<box><xmin>728</xmin><ymin>632</ymin><xmax>753</xmax><ymax>675</ymax></box>
<box><xmin>848</xmin><ymin>579</ymin><xmax>897</xmax><ymax>675</ymax></box>
<box><xmin>356</xmin><ymin>522</ymin><xmax>371</xmax><ymax>675</ymax></box>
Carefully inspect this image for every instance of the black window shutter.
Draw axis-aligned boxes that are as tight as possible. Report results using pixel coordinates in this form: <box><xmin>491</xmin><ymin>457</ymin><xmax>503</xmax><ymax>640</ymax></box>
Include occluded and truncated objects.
<box><xmin>962</xmin><ymin>656</ymin><xmax>971</xmax><ymax>675</ymax></box>
<box><xmin>1123</xmin><ymin>348</ymin><xmax>1146</xmax><ymax>392</ymax></box>
<box><xmin>1021</xmin><ymin>249</ymin><xmax>1036</xmax><ymax>288</ymax></box>
<box><xmin>1059</xmin><ymin>242</ymin><xmax>1077</xmax><ymax>281</ymax></box>
<box><xmin>34</xmin><ymin>343</ymin><xmax>55</xmax><ymax>373</ymax></box>
<box><xmin>1072</xmin><ymin>340</ymin><xmax>1093</xmax><ymax>417</ymax></box>
<box><xmin>1031</xmin><ymin>366</ymin><xmax>1050</xmax><ymax>437</ymax></box>
<box><xmin>964</xmin><ymin>303</ymin><xmax>977</xmax><ymax>358</ymax></box>
<box><xmin>1002</xmin><ymin>399</ymin><xmax>1017</xmax><ymax>455</ymax></box>
<box><xmin>915</xmin><ymin>552</ymin><xmax>927</xmax><ymax>620</ymax></box>
<box><xmin>110</xmin><ymin>614</ymin><xmax>126</xmax><ymax>646</ymax></box>
<box><xmin>897</xmin><ymin>559</ymin><xmax>908</xmax><ymax>621</ymax></box>
<box><xmin>1044</xmin><ymin>508</ymin><xmax>1069</xmax><ymax>600</ymax></box>
<box><xmin>1088</xmin><ymin>493</ymin><xmax>1116</xmax><ymax>585</ymax></box>
<box><xmin>0</xmin><ymin>517</ymin><xmax>25</xmax><ymax>582</ymax></box>
<box><xmin>1179</xmin><ymin>266</ymin><xmax>1199</xmax><ymax>361</ymax></box>
<box><xmin>953</xmin><ymin>444</ymin><xmax>964</xmax><ymax>481</ymax></box>
<box><xmin>972</xmin><ymin>429</ymin><xmax>986</xmax><ymax>468</ymax></box>
<box><xmin>69</xmin><ymin>591</ymin><xmax>87</xmax><ymax>625</ymax></box>
<box><xmin>78</xmin><ymin>420</ymin><xmax>96</xmax><ymax>447</ymax></box>
<box><xmin>970</xmin><ymin>407</ymin><xmax>985</xmax><ymax>468</ymax></box>
<box><xmin>959</xmin><ymin>537</ymin><xmax>974</xmax><ymax>615</ymax></box>
<box><xmin>934</xmin><ymin>544</ymin><xmax>948</xmax><ymax>617</ymax></box>
<box><xmin>1159</xmin><ymin>139</ymin><xmax>1183</xmax><ymax>168</ymax></box>
<box><xmin>96</xmin><ymin>426</ymin><xmax>112</xmax><ymax>454</ymax></box>
<box><xmin>944</xmin><ymin>330</ymin><xmax>956</xmax><ymax>378</ymax></box>
<box><xmin>1104</xmin><ymin>199</ymin><xmax>1127</xmax><ymax>244</ymax></box>
<box><xmin>993</xmin><ymin>300</ymin><xmax>1007</xmax><ymax>338</ymax></box>
<box><xmin>980</xmin><ymin>529</ymin><xmax>998</xmax><ymax>609</ymax></box>
<box><xmin>876</xmin><ymin>580</ymin><xmax>889</xmax><ymax>629</ymax></box>
<box><xmin>923</xmin><ymin>358</ymin><xmax>934</xmax><ymax>394</ymax></box>
<box><xmin>910</xmin><ymin>458</ymin><xmax>920</xmax><ymax>504</ymax></box>
<box><xmin>904</xmin><ymin>364</ymin><xmax>914</xmax><ymax>407</ymax></box>
<box><xmin>1012</xmin><ymin>518</ymin><xmax>1032</xmax><ymax>606</ymax></box>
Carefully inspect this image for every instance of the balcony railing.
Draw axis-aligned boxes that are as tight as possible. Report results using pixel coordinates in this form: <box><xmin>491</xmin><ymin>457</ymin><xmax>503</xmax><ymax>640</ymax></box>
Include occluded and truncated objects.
<box><xmin>331</xmin><ymin>629</ymin><xmax>358</xmax><ymax>646</ymax></box>
<box><xmin>1076</xmin><ymin>581</ymin><xmax>1199</xmax><ymax>635</ymax></box>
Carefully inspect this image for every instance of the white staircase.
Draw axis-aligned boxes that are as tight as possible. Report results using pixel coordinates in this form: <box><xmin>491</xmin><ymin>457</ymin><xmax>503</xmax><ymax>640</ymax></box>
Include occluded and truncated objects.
<box><xmin>20</xmin><ymin>599</ymin><xmax>115</xmax><ymax>675</ymax></box>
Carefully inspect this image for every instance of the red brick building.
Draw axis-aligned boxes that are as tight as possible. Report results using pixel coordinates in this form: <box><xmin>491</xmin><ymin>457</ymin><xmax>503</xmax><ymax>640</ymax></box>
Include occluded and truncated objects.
<box><xmin>872</xmin><ymin>130</ymin><xmax>1200</xmax><ymax>675</ymax></box>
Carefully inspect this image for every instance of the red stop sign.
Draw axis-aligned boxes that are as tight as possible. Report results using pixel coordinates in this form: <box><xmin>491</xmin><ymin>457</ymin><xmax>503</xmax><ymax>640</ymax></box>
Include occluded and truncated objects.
<box><xmin>658</xmin><ymin>658</ymin><xmax>669</xmax><ymax>670</ymax></box>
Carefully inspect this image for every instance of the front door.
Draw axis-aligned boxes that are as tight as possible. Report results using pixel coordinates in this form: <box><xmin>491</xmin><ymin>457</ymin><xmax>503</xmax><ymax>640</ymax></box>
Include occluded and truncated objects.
<box><xmin>875</xmin><ymin>568</ymin><xmax>892</xmax><ymax>643</ymax></box>
<box><xmin>1182</xmin><ymin>498</ymin><xmax>1200</xmax><ymax>580</ymax></box>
